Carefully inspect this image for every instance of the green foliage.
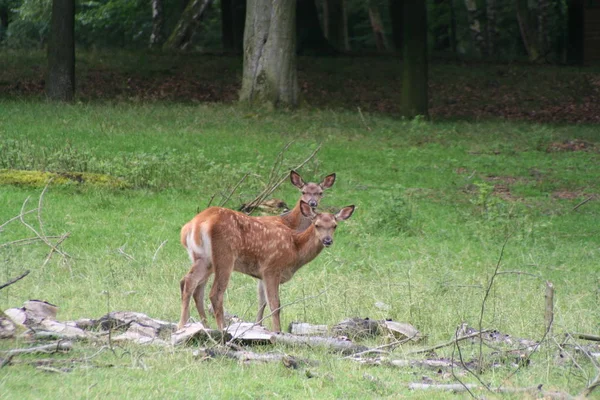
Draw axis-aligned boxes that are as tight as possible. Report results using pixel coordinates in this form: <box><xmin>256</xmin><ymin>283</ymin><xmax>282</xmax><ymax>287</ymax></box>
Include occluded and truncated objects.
<box><xmin>0</xmin><ymin>102</ymin><xmax>599</xmax><ymax>398</ymax></box>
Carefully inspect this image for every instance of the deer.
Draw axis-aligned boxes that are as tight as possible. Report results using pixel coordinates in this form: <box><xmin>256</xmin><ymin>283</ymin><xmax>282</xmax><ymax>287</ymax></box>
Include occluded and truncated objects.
<box><xmin>178</xmin><ymin>200</ymin><xmax>355</xmax><ymax>332</ymax></box>
<box><xmin>181</xmin><ymin>170</ymin><xmax>336</xmax><ymax>330</ymax></box>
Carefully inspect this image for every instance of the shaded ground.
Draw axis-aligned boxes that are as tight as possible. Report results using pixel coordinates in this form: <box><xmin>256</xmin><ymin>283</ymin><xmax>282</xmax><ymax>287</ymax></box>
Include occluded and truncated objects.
<box><xmin>1</xmin><ymin>52</ymin><xmax>600</xmax><ymax>123</ymax></box>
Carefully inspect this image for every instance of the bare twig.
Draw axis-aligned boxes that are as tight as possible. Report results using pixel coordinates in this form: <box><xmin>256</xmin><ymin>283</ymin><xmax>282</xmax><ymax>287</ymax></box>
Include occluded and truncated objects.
<box><xmin>242</xmin><ymin>144</ymin><xmax>322</xmax><ymax>214</ymax></box>
<box><xmin>0</xmin><ymin>270</ymin><xmax>30</xmax><ymax>291</ymax></box>
<box><xmin>405</xmin><ymin>329</ymin><xmax>490</xmax><ymax>355</ymax></box>
<box><xmin>357</xmin><ymin>107</ymin><xmax>372</xmax><ymax>131</ymax></box>
<box><xmin>151</xmin><ymin>240</ymin><xmax>168</xmax><ymax>266</ymax></box>
<box><xmin>545</xmin><ymin>281</ymin><xmax>554</xmax><ymax>338</ymax></box>
<box><xmin>0</xmin><ymin>236</ymin><xmax>64</xmax><ymax>248</ymax></box>
<box><xmin>478</xmin><ymin>236</ymin><xmax>510</xmax><ymax>373</ymax></box>
<box><xmin>219</xmin><ymin>173</ymin><xmax>250</xmax><ymax>207</ymax></box>
<box><xmin>117</xmin><ymin>246</ymin><xmax>136</xmax><ymax>261</ymax></box>
<box><xmin>0</xmin><ymin>209</ymin><xmax>36</xmax><ymax>232</ymax></box>
<box><xmin>451</xmin><ymin>328</ymin><xmax>483</xmax><ymax>398</ymax></box>
<box><xmin>18</xmin><ymin>195</ymin><xmax>70</xmax><ymax>260</ymax></box>
<box><xmin>573</xmin><ymin>195</ymin><xmax>594</xmax><ymax>212</ymax></box>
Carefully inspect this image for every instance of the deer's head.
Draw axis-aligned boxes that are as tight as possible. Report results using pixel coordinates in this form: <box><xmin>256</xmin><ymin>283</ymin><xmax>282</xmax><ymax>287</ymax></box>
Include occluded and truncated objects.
<box><xmin>290</xmin><ymin>170</ymin><xmax>336</xmax><ymax>208</ymax></box>
<box><xmin>300</xmin><ymin>201</ymin><xmax>354</xmax><ymax>247</ymax></box>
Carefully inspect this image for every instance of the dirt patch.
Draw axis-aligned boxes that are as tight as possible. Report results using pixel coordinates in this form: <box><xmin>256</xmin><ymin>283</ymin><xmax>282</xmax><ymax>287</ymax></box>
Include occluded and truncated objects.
<box><xmin>546</xmin><ymin>139</ymin><xmax>596</xmax><ymax>153</ymax></box>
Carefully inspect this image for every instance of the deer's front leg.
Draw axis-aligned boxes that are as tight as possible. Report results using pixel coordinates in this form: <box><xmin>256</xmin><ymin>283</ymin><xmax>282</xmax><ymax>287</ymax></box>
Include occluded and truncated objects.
<box><xmin>256</xmin><ymin>279</ymin><xmax>267</xmax><ymax>325</ymax></box>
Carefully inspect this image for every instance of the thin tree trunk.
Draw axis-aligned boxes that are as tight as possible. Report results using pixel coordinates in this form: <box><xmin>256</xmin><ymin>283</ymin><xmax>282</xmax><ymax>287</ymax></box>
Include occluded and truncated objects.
<box><xmin>400</xmin><ymin>0</ymin><xmax>428</xmax><ymax>119</ymax></box>
<box><xmin>433</xmin><ymin>0</ymin><xmax>450</xmax><ymax>51</ymax></box>
<box><xmin>389</xmin><ymin>0</ymin><xmax>403</xmax><ymax>53</ymax></box>
<box><xmin>464</xmin><ymin>0</ymin><xmax>486</xmax><ymax>56</ymax></box>
<box><xmin>221</xmin><ymin>0</ymin><xmax>234</xmax><ymax>49</ymax></box>
<box><xmin>486</xmin><ymin>0</ymin><xmax>497</xmax><ymax>56</ymax></box>
<box><xmin>150</xmin><ymin>0</ymin><xmax>165</xmax><ymax>48</ymax></box>
<box><xmin>516</xmin><ymin>0</ymin><xmax>538</xmax><ymax>61</ymax></box>
<box><xmin>368</xmin><ymin>0</ymin><xmax>388</xmax><ymax>51</ymax></box>
<box><xmin>239</xmin><ymin>0</ymin><xmax>298</xmax><ymax>108</ymax></box>
<box><xmin>324</xmin><ymin>0</ymin><xmax>349</xmax><ymax>51</ymax></box>
<box><xmin>164</xmin><ymin>0</ymin><xmax>213</xmax><ymax>50</ymax></box>
<box><xmin>449</xmin><ymin>0</ymin><xmax>457</xmax><ymax>55</ymax></box>
<box><xmin>46</xmin><ymin>0</ymin><xmax>75</xmax><ymax>101</ymax></box>
<box><xmin>221</xmin><ymin>0</ymin><xmax>245</xmax><ymax>51</ymax></box>
<box><xmin>297</xmin><ymin>0</ymin><xmax>334</xmax><ymax>55</ymax></box>
<box><xmin>537</xmin><ymin>0</ymin><xmax>549</xmax><ymax>56</ymax></box>
<box><xmin>0</xmin><ymin>5</ymin><xmax>8</xmax><ymax>42</ymax></box>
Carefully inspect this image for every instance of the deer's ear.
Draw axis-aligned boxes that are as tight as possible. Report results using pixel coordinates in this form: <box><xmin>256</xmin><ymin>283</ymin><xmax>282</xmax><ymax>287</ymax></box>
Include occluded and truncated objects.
<box><xmin>290</xmin><ymin>170</ymin><xmax>305</xmax><ymax>189</ymax></box>
<box><xmin>299</xmin><ymin>201</ymin><xmax>316</xmax><ymax>218</ymax></box>
<box><xmin>320</xmin><ymin>173</ymin><xmax>336</xmax><ymax>189</ymax></box>
<box><xmin>335</xmin><ymin>205</ymin><xmax>355</xmax><ymax>221</ymax></box>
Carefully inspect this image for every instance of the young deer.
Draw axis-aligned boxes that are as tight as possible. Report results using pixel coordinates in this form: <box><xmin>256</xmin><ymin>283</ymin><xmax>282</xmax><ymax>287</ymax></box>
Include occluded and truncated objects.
<box><xmin>178</xmin><ymin>201</ymin><xmax>355</xmax><ymax>332</ymax></box>
<box><xmin>182</xmin><ymin>170</ymin><xmax>336</xmax><ymax>329</ymax></box>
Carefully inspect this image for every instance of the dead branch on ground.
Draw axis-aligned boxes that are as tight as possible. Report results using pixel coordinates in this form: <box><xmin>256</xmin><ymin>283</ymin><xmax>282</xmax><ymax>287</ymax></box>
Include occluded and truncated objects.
<box><xmin>0</xmin><ymin>270</ymin><xmax>30</xmax><ymax>291</ymax></box>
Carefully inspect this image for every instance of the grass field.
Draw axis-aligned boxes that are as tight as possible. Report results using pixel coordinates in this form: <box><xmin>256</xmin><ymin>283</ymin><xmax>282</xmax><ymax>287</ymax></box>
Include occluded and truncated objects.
<box><xmin>0</xmin><ymin>66</ymin><xmax>599</xmax><ymax>397</ymax></box>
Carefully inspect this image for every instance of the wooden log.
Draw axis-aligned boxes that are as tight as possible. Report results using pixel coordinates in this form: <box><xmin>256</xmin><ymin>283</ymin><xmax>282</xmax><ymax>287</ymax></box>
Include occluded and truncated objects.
<box><xmin>171</xmin><ymin>322</ymin><xmax>230</xmax><ymax>346</ymax></box>
<box><xmin>288</xmin><ymin>322</ymin><xmax>328</xmax><ymax>336</ymax></box>
<box><xmin>271</xmin><ymin>333</ymin><xmax>369</xmax><ymax>355</ymax></box>
<box><xmin>2</xmin><ymin>341</ymin><xmax>72</xmax><ymax>356</ymax></box>
<box><xmin>408</xmin><ymin>383</ymin><xmax>477</xmax><ymax>392</ymax></box>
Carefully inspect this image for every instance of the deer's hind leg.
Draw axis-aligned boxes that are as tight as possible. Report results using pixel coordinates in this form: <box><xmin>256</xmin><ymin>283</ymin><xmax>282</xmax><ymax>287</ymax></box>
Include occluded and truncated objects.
<box><xmin>179</xmin><ymin>257</ymin><xmax>212</xmax><ymax>330</ymax></box>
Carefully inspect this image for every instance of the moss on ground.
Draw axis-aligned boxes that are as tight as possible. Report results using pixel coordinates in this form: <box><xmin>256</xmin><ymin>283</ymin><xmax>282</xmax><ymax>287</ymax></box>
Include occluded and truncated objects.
<box><xmin>0</xmin><ymin>169</ymin><xmax>130</xmax><ymax>189</ymax></box>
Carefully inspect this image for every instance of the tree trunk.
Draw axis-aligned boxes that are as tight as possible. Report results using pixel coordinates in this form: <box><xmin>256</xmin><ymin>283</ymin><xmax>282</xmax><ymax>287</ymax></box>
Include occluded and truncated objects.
<box><xmin>239</xmin><ymin>0</ymin><xmax>298</xmax><ymax>108</ymax></box>
<box><xmin>516</xmin><ymin>0</ymin><xmax>539</xmax><ymax>61</ymax></box>
<box><xmin>164</xmin><ymin>0</ymin><xmax>213</xmax><ymax>50</ymax></box>
<box><xmin>221</xmin><ymin>0</ymin><xmax>234</xmax><ymax>50</ymax></box>
<box><xmin>485</xmin><ymin>0</ymin><xmax>497</xmax><ymax>56</ymax></box>
<box><xmin>222</xmin><ymin>0</ymin><xmax>246</xmax><ymax>51</ymax></box>
<box><xmin>464</xmin><ymin>0</ymin><xmax>486</xmax><ymax>56</ymax></box>
<box><xmin>297</xmin><ymin>0</ymin><xmax>334</xmax><ymax>55</ymax></box>
<box><xmin>46</xmin><ymin>0</ymin><xmax>75</xmax><ymax>102</ymax></box>
<box><xmin>0</xmin><ymin>5</ymin><xmax>8</xmax><ymax>42</ymax></box>
<box><xmin>537</xmin><ymin>0</ymin><xmax>549</xmax><ymax>56</ymax></box>
<box><xmin>388</xmin><ymin>0</ymin><xmax>403</xmax><ymax>53</ymax></box>
<box><xmin>323</xmin><ymin>0</ymin><xmax>349</xmax><ymax>51</ymax></box>
<box><xmin>449</xmin><ymin>0</ymin><xmax>457</xmax><ymax>55</ymax></box>
<box><xmin>432</xmin><ymin>0</ymin><xmax>450</xmax><ymax>51</ymax></box>
<box><xmin>368</xmin><ymin>0</ymin><xmax>388</xmax><ymax>51</ymax></box>
<box><xmin>400</xmin><ymin>0</ymin><xmax>428</xmax><ymax>119</ymax></box>
<box><xmin>150</xmin><ymin>0</ymin><xmax>165</xmax><ymax>48</ymax></box>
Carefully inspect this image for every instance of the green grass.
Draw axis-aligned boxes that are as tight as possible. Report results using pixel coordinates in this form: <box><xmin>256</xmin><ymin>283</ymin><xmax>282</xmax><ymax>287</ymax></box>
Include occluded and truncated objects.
<box><xmin>1</xmin><ymin>100</ymin><xmax>599</xmax><ymax>398</ymax></box>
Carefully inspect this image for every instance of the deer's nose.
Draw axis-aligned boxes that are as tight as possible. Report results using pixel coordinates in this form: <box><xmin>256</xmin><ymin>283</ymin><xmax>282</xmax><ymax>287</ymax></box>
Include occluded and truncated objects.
<box><xmin>322</xmin><ymin>237</ymin><xmax>333</xmax><ymax>247</ymax></box>
<box><xmin>308</xmin><ymin>199</ymin><xmax>318</xmax><ymax>207</ymax></box>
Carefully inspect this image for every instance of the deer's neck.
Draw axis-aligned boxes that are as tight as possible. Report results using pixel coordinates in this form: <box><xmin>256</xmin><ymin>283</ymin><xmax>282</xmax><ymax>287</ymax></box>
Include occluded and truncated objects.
<box><xmin>281</xmin><ymin>199</ymin><xmax>312</xmax><ymax>231</ymax></box>
<box><xmin>294</xmin><ymin>225</ymin><xmax>324</xmax><ymax>265</ymax></box>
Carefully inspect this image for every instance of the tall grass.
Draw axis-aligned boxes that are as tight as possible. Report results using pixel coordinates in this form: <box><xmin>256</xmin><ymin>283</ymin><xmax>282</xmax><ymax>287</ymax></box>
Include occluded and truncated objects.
<box><xmin>1</xmin><ymin>100</ymin><xmax>599</xmax><ymax>398</ymax></box>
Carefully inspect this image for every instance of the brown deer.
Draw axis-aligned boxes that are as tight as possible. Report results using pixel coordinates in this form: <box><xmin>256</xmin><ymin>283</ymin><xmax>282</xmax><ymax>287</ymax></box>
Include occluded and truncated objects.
<box><xmin>178</xmin><ymin>201</ymin><xmax>354</xmax><ymax>331</ymax></box>
<box><xmin>183</xmin><ymin>170</ymin><xmax>336</xmax><ymax>328</ymax></box>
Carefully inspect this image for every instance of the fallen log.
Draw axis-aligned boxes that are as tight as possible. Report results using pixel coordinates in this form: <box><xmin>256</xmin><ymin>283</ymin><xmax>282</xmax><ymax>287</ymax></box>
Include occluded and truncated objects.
<box><xmin>2</xmin><ymin>341</ymin><xmax>72</xmax><ymax>356</ymax></box>
<box><xmin>271</xmin><ymin>333</ymin><xmax>368</xmax><ymax>355</ymax></box>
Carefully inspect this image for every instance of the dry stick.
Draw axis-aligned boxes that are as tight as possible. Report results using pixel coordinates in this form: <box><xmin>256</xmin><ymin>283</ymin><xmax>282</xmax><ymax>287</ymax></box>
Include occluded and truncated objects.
<box><xmin>41</xmin><ymin>233</ymin><xmax>71</xmax><ymax>270</ymax></box>
<box><xmin>18</xmin><ymin>196</ymin><xmax>69</xmax><ymax>260</ymax></box>
<box><xmin>477</xmin><ymin>235</ymin><xmax>511</xmax><ymax>374</ymax></box>
<box><xmin>451</xmin><ymin>328</ymin><xmax>482</xmax><ymax>398</ymax></box>
<box><xmin>151</xmin><ymin>240</ymin><xmax>168</xmax><ymax>266</ymax></box>
<box><xmin>573</xmin><ymin>195</ymin><xmax>594</xmax><ymax>212</ymax></box>
<box><xmin>405</xmin><ymin>329</ymin><xmax>490</xmax><ymax>355</ymax></box>
<box><xmin>581</xmin><ymin>370</ymin><xmax>600</xmax><ymax>398</ymax></box>
<box><xmin>570</xmin><ymin>333</ymin><xmax>600</xmax><ymax>342</ymax></box>
<box><xmin>243</xmin><ymin>144</ymin><xmax>322</xmax><ymax>213</ymax></box>
<box><xmin>219</xmin><ymin>172</ymin><xmax>250</xmax><ymax>208</ymax></box>
<box><xmin>357</xmin><ymin>107</ymin><xmax>372</xmax><ymax>131</ymax></box>
<box><xmin>0</xmin><ymin>236</ymin><xmax>64</xmax><ymax>248</ymax></box>
<box><xmin>0</xmin><ymin>270</ymin><xmax>30</xmax><ymax>291</ymax></box>
<box><xmin>545</xmin><ymin>281</ymin><xmax>554</xmax><ymax>339</ymax></box>
<box><xmin>36</xmin><ymin>179</ymin><xmax>53</xmax><ymax>239</ymax></box>
<box><xmin>343</xmin><ymin>335</ymin><xmax>418</xmax><ymax>359</ymax></box>
<box><xmin>0</xmin><ymin>209</ymin><xmax>37</xmax><ymax>232</ymax></box>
